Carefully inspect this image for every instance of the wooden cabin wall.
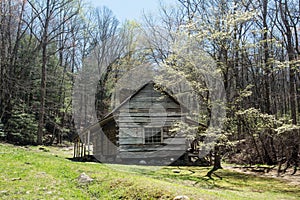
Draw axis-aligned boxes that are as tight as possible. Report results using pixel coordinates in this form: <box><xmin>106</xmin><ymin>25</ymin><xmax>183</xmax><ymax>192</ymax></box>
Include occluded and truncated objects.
<box><xmin>90</xmin><ymin>120</ymin><xmax>118</xmax><ymax>159</ymax></box>
<box><xmin>101</xmin><ymin>120</ymin><xmax>118</xmax><ymax>156</ymax></box>
<box><xmin>116</xmin><ymin>83</ymin><xmax>187</xmax><ymax>158</ymax></box>
<box><xmin>90</xmin><ymin>129</ymin><xmax>101</xmax><ymax>156</ymax></box>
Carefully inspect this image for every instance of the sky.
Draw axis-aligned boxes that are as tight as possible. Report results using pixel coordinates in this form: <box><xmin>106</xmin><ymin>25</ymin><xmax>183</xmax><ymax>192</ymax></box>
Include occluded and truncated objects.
<box><xmin>88</xmin><ymin>0</ymin><xmax>175</xmax><ymax>22</ymax></box>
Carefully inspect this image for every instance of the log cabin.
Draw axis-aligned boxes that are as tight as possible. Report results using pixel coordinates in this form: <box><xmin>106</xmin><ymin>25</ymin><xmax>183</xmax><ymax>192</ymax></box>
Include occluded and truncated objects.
<box><xmin>74</xmin><ymin>81</ymin><xmax>206</xmax><ymax>165</ymax></box>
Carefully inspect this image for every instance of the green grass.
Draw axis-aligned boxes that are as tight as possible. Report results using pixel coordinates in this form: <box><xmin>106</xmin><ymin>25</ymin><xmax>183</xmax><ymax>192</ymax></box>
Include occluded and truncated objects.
<box><xmin>0</xmin><ymin>143</ymin><xmax>299</xmax><ymax>200</ymax></box>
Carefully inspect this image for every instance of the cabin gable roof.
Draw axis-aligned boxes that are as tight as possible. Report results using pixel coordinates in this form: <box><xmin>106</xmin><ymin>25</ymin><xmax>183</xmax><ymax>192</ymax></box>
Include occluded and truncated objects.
<box><xmin>99</xmin><ymin>80</ymin><xmax>206</xmax><ymax>128</ymax></box>
<box><xmin>101</xmin><ymin>81</ymin><xmax>181</xmax><ymax>120</ymax></box>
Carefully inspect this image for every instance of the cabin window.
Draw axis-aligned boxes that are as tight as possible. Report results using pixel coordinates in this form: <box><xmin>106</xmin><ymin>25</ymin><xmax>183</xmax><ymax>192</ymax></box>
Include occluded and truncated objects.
<box><xmin>144</xmin><ymin>127</ymin><xmax>162</xmax><ymax>144</ymax></box>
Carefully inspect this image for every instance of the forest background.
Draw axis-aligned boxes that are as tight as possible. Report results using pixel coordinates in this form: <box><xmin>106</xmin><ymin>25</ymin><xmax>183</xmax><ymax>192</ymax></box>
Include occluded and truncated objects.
<box><xmin>0</xmin><ymin>0</ymin><xmax>299</xmax><ymax>174</ymax></box>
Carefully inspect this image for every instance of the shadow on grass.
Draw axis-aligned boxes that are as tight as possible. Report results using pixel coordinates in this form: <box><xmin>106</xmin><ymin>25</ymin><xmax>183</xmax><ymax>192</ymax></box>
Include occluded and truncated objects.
<box><xmin>217</xmin><ymin>170</ymin><xmax>300</xmax><ymax>197</ymax></box>
<box><xmin>67</xmin><ymin>155</ymin><xmax>100</xmax><ymax>163</ymax></box>
<box><xmin>65</xmin><ymin>157</ymin><xmax>300</xmax><ymax>197</ymax></box>
<box><xmin>150</xmin><ymin>167</ymin><xmax>300</xmax><ymax>195</ymax></box>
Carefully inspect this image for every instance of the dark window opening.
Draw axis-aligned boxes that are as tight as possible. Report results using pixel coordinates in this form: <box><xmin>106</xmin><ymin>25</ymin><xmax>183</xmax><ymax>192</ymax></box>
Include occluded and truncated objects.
<box><xmin>144</xmin><ymin>127</ymin><xmax>162</xmax><ymax>144</ymax></box>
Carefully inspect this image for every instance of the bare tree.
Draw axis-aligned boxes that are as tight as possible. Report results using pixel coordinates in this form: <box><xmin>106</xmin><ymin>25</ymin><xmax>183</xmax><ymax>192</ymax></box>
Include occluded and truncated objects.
<box><xmin>276</xmin><ymin>0</ymin><xmax>299</xmax><ymax>125</ymax></box>
<box><xmin>26</xmin><ymin>0</ymin><xmax>80</xmax><ymax>144</ymax></box>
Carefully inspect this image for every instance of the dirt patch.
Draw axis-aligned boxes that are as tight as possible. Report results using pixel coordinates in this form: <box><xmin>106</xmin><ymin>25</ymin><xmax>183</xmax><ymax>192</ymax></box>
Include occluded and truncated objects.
<box><xmin>225</xmin><ymin>166</ymin><xmax>300</xmax><ymax>186</ymax></box>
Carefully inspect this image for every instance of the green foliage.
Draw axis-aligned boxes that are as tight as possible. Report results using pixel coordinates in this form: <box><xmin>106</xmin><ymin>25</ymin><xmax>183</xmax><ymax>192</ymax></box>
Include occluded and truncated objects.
<box><xmin>0</xmin><ymin>123</ymin><xmax>4</xmax><ymax>138</ymax></box>
<box><xmin>227</xmin><ymin>105</ymin><xmax>300</xmax><ymax>166</ymax></box>
<box><xmin>275</xmin><ymin>124</ymin><xmax>300</xmax><ymax>135</ymax></box>
<box><xmin>236</xmin><ymin>108</ymin><xmax>278</xmax><ymax>131</ymax></box>
<box><xmin>5</xmin><ymin>103</ymin><xmax>38</xmax><ymax>145</ymax></box>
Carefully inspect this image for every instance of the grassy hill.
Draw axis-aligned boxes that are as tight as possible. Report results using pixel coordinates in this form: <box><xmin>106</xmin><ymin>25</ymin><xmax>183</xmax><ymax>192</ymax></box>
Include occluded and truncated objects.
<box><xmin>0</xmin><ymin>143</ymin><xmax>299</xmax><ymax>200</ymax></box>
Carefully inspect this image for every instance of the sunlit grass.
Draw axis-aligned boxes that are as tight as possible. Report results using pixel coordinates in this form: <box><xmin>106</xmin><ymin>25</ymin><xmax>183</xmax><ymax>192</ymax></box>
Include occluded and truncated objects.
<box><xmin>0</xmin><ymin>143</ymin><xmax>299</xmax><ymax>199</ymax></box>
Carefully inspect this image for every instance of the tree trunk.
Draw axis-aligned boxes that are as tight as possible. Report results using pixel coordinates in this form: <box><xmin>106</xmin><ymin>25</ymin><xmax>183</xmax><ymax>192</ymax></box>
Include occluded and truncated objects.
<box><xmin>279</xmin><ymin>0</ymin><xmax>297</xmax><ymax>125</ymax></box>
<box><xmin>37</xmin><ymin>42</ymin><xmax>47</xmax><ymax>145</ymax></box>
<box><xmin>262</xmin><ymin>0</ymin><xmax>271</xmax><ymax>114</ymax></box>
<box><xmin>206</xmin><ymin>145</ymin><xmax>222</xmax><ymax>179</ymax></box>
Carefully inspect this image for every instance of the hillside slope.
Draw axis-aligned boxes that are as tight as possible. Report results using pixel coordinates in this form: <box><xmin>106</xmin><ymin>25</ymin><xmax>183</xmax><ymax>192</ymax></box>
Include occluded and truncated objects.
<box><xmin>0</xmin><ymin>143</ymin><xmax>299</xmax><ymax>200</ymax></box>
